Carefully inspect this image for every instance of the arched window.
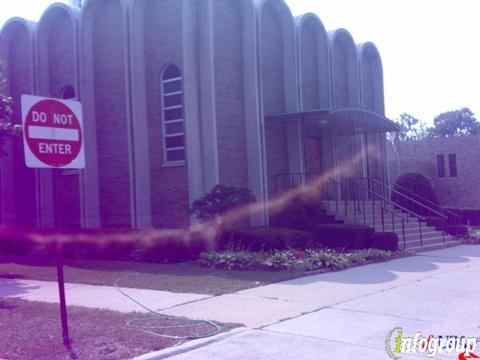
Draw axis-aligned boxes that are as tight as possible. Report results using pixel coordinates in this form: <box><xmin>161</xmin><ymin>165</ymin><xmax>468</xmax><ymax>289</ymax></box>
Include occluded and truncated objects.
<box><xmin>161</xmin><ymin>64</ymin><xmax>185</xmax><ymax>165</ymax></box>
<box><xmin>60</xmin><ymin>85</ymin><xmax>76</xmax><ymax>100</ymax></box>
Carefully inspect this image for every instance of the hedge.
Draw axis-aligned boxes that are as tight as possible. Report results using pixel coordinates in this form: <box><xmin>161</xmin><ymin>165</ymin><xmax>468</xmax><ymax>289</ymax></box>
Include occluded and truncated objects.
<box><xmin>444</xmin><ymin>208</ymin><xmax>480</xmax><ymax>226</ymax></box>
<box><xmin>0</xmin><ymin>227</ymin><xmax>208</xmax><ymax>263</ymax></box>
<box><xmin>269</xmin><ymin>199</ymin><xmax>337</xmax><ymax>232</ymax></box>
<box><xmin>314</xmin><ymin>224</ymin><xmax>374</xmax><ymax>250</ymax></box>
<box><xmin>392</xmin><ymin>173</ymin><xmax>439</xmax><ymax>216</ymax></box>
<box><xmin>218</xmin><ymin>226</ymin><xmax>315</xmax><ymax>252</ymax></box>
<box><xmin>372</xmin><ymin>232</ymin><xmax>398</xmax><ymax>252</ymax></box>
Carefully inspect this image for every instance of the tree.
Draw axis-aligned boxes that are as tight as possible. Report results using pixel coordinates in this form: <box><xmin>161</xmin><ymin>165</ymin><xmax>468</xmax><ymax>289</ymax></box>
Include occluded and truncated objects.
<box><xmin>430</xmin><ymin>107</ymin><xmax>480</xmax><ymax>138</ymax></box>
<box><xmin>394</xmin><ymin>113</ymin><xmax>430</xmax><ymax>140</ymax></box>
<box><xmin>0</xmin><ymin>61</ymin><xmax>18</xmax><ymax>156</ymax></box>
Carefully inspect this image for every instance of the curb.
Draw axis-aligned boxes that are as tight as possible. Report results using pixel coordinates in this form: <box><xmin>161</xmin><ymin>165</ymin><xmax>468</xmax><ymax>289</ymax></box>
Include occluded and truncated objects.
<box><xmin>133</xmin><ymin>328</ymin><xmax>249</xmax><ymax>360</ymax></box>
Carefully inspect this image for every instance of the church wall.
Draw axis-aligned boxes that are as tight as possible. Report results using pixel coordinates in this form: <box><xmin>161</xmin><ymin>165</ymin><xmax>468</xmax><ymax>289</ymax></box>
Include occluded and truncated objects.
<box><xmin>143</xmin><ymin>0</ymin><xmax>190</xmax><ymax>228</ymax></box>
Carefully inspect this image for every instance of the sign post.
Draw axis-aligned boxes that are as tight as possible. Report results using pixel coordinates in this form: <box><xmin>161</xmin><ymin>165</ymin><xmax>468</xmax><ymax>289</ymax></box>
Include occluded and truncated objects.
<box><xmin>21</xmin><ymin>95</ymin><xmax>85</xmax><ymax>345</ymax></box>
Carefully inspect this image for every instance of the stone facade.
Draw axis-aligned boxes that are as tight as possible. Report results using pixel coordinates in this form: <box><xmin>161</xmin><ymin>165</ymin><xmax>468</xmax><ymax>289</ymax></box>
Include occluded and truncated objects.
<box><xmin>0</xmin><ymin>0</ymin><xmax>388</xmax><ymax>229</ymax></box>
<box><xmin>389</xmin><ymin>136</ymin><xmax>480</xmax><ymax>208</ymax></box>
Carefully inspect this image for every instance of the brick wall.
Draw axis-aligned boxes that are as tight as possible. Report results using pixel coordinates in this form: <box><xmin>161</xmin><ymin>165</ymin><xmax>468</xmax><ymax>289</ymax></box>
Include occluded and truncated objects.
<box><xmin>388</xmin><ymin>136</ymin><xmax>480</xmax><ymax>208</ymax></box>
<box><xmin>93</xmin><ymin>0</ymin><xmax>132</xmax><ymax>228</ymax></box>
<box><xmin>300</xmin><ymin>21</ymin><xmax>320</xmax><ymax>110</ymax></box>
<box><xmin>7</xmin><ymin>24</ymin><xmax>38</xmax><ymax>227</ymax></box>
<box><xmin>47</xmin><ymin>12</ymin><xmax>81</xmax><ymax>228</ymax></box>
<box><xmin>144</xmin><ymin>0</ymin><xmax>190</xmax><ymax>228</ymax></box>
<box><xmin>213</xmin><ymin>0</ymin><xmax>249</xmax><ymax>190</ymax></box>
<box><xmin>260</xmin><ymin>3</ymin><xmax>289</xmax><ymax>197</ymax></box>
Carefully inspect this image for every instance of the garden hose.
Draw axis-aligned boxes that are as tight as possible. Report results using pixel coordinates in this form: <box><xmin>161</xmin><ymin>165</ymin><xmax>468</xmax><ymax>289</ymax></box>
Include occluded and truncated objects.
<box><xmin>114</xmin><ymin>278</ymin><xmax>222</xmax><ymax>341</ymax></box>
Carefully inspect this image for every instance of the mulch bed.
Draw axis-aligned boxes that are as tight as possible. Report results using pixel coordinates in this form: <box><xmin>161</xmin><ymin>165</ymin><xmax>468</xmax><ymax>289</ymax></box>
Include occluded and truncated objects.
<box><xmin>0</xmin><ymin>298</ymin><xmax>233</xmax><ymax>360</ymax></box>
<box><xmin>0</xmin><ymin>256</ymin><xmax>302</xmax><ymax>295</ymax></box>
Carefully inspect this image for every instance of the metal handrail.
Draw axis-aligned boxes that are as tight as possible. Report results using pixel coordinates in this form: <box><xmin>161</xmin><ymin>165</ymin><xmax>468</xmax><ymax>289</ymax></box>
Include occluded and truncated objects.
<box><xmin>335</xmin><ymin>179</ymin><xmax>409</xmax><ymax>220</ymax></box>
<box><xmin>374</xmin><ymin>178</ymin><xmax>461</xmax><ymax>221</ymax></box>
<box><xmin>334</xmin><ymin>178</ymin><xmax>409</xmax><ymax>248</ymax></box>
<box><xmin>345</xmin><ymin>177</ymin><xmax>441</xmax><ymax>246</ymax></box>
<box><xmin>342</xmin><ymin>178</ymin><xmax>422</xmax><ymax>221</ymax></box>
<box><xmin>369</xmin><ymin>178</ymin><xmax>447</xmax><ymax>220</ymax></box>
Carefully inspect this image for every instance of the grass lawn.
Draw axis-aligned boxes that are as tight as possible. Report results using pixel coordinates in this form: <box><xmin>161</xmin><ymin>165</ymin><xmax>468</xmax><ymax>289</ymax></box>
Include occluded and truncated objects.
<box><xmin>0</xmin><ymin>298</ymin><xmax>233</xmax><ymax>360</ymax></box>
<box><xmin>0</xmin><ymin>256</ymin><xmax>302</xmax><ymax>295</ymax></box>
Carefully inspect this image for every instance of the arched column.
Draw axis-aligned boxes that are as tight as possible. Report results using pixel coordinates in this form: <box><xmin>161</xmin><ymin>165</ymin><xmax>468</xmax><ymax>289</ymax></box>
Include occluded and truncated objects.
<box><xmin>36</xmin><ymin>3</ymin><xmax>82</xmax><ymax>228</ymax></box>
<box><xmin>80</xmin><ymin>0</ymin><xmax>134</xmax><ymax>228</ymax></box>
<box><xmin>0</xmin><ymin>18</ymin><xmax>38</xmax><ymax>227</ymax></box>
<box><xmin>296</xmin><ymin>13</ymin><xmax>331</xmax><ymax>110</ymax></box>
<box><xmin>256</xmin><ymin>0</ymin><xmax>301</xmax><ymax>202</ymax></box>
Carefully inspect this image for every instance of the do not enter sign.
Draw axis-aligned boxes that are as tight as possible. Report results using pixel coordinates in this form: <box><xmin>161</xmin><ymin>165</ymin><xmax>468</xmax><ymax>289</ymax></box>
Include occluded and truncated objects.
<box><xmin>22</xmin><ymin>95</ymin><xmax>85</xmax><ymax>169</ymax></box>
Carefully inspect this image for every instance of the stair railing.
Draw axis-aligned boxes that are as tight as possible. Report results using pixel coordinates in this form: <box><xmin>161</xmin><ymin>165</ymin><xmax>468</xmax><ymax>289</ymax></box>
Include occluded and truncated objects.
<box><xmin>334</xmin><ymin>178</ymin><xmax>410</xmax><ymax>249</ymax></box>
<box><xmin>343</xmin><ymin>177</ymin><xmax>440</xmax><ymax>248</ymax></box>
<box><xmin>368</xmin><ymin>178</ymin><xmax>451</xmax><ymax>242</ymax></box>
<box><xmin>373</xmin><ymin>178</ymin><xmax>462</xmax><ymax>230</ymax></box>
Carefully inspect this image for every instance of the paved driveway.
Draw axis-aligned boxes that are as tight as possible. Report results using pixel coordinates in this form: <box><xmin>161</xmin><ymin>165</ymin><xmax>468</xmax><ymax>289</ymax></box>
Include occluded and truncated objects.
<box><xmin>137</xmin><ymin>245</ymin><xmax>480</xmax><ymax>360</ymax></box>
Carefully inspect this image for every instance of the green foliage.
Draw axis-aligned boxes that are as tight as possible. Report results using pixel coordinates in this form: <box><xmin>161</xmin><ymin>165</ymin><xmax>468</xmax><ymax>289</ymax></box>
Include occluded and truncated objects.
<box><xmin>445</xmin><ymin>225</ymin><xmax>468</xmax><ymax>237</ymax></box>
<box><xmin>199</xmin><ymin>248</ymin><xmax>405</xmax><ymax>272</ymax></box>
<box><xmin>444</xmin><ymin>207</ymin><xmax>480</xmax><ymax>226</ymax></box>
<box><xmin>395</xmin><ymin>113</ymin><xmax>430</xmax><ymax>140</ymax></box>
<box><xmin>431</xmin><ymin>108</ymin><xmax>480</xmax><ymax>138</ymax></box>
<box><xmin>392</xmin><ymin>173</ymin><xmax>438</xmax><ymax>216</ymax></box>
<box><xmin>269</xmin><ymin>198</ymin><xmax>335</xmax><ymax>232</ymax></box>
<box><xmin>0</xmin><ymin>61</ymin><xmax>16</xmax><ymax>156</ymax></box>
<box><xmin>0</xmin><ymin>227</ymin><xmax>208</xmax><ymax>263</ymax></box>
<box><xmin>190</xmin><ymin>185</ymin><xmax>256</xmax><ymax>222</ymax></box>
<box><xmin>345</xmin><ymin>248</ymin><xmax>394</xmax><ymax>264</ymax></box>
<box><xmin>304</xmin><ymin>250</ymin><xmax>349</xmax><ymax>271</ymax></box>
<box><xmin>199</xmin><ymin>251</ymin><xmax>262</xmax><ymax>270</ymax></box>
<box><xmin>218</xmin><ymin>226</ymin><xmax>315</xmax><ymax>252</ymax></box>
<box><xmin>372</xmin><ymin>232</ymin><xmax>399</xmax><ymax>251</ymax></box>
<box><xmin>315</xmin><ymin>224</ymin><xmax>375</xmax><ymax>250</ymax></box>
<box><xmin>219</xmin><ymin>224</ymin><xmax>376</xmax><ymax>254</ymax></box>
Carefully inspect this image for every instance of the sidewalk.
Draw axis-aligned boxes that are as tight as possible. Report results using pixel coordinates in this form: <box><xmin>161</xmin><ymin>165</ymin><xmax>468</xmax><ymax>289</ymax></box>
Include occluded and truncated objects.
<box><xmin>0</xmin><ymin>278</ymin><xmax>209</xmax><ymax>313</ymax></box>
<box><xmin>1</xmin><ymin>245</ymin><xmax>480</xmax><ymax>359</ymax></box>
<box><xmin>136</xmin><ymin>245</ymin><xmax>480</xmax><ymax>360</ymax></box>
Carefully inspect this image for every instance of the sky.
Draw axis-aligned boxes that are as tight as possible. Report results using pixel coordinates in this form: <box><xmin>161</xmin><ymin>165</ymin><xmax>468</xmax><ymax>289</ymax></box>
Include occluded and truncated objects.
<box><xmin>0</xmin><ymin>0</ymin><xmax>479</xmax><ymax>125</ymax></box>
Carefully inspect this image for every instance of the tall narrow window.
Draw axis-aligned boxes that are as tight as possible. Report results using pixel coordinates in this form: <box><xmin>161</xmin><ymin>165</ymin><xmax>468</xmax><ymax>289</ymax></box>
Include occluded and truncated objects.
<box><xmin>161</xmin><ymin>64</ymin><xmax>185</xmax><ymax>165</ymax></box>
<box><xmin>448</xmin><ymin>154</ymin><xmax>457</xmax><ymax>177</ymax></box>
<box><xmin>437</xmin><ymin>154</ymin><xmax>446</xmax><ymax>178</ymax></box>
<box><xmin>60</xmin><ymin>85</ymin><xmax>76</xmax><ymax>100</ymax></box>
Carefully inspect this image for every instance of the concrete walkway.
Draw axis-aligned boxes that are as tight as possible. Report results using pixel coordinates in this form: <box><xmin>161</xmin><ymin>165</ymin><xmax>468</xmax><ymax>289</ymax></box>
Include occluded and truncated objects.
<box><xmin>136</xmin><ymin>245</ymin><xmax>480</xmax><ymax>360</ymax></box>
<box><xmin>1</xmin><ymin>245</ymin><xmax>479</xmax><ymax>359</ymax></box>
<box><xmin>0</xmin><ymin>278</ymin><xmax>209</xmax><ymax>313</ymax></box>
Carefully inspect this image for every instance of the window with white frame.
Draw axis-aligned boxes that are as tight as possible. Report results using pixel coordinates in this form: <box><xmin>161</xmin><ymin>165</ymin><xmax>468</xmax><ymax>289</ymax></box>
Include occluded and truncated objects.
<box><xmin>161</xmin><ymin>64</ymin><xmax>185</xmax><ymax>165</ymax></box>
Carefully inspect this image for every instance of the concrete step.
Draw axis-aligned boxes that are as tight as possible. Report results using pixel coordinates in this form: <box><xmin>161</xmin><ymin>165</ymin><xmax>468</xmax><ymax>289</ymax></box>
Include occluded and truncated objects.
<box><xmin>405</xmin><ymin>240</ymin><xmax>463</xmax><ymax>253</ymax></box>
<box><xmin>398</xmin><ymin>236</ymin><xmax>453</xmax><ymax>249</ymax></box>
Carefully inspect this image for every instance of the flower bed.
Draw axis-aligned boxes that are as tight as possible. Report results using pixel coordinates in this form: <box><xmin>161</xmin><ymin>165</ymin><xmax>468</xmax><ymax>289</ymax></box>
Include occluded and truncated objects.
<box><xmin>199</xmin><ymin>248</ymin><xmax>409</xmax><ymax>272</ymax></box>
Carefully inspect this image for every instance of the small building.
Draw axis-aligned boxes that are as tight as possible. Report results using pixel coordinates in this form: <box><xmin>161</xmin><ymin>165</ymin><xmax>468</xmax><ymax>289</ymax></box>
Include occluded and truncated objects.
<box><xmin>0</xmin><ymin>0</ymin><xmax>395</xmax><ymax>230</ymax></box>
<box><xmin>389</xmin><ymin>135</ymin><xmax>480</xmax><ymax>208</ymax></box>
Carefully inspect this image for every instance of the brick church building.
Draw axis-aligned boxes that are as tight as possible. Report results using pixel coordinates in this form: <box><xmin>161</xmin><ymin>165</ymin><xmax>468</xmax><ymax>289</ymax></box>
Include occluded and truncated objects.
<box><xmin>0</xmin><ymin>0</ymin><xmax>396</xmax><ymax>230</ymax></box>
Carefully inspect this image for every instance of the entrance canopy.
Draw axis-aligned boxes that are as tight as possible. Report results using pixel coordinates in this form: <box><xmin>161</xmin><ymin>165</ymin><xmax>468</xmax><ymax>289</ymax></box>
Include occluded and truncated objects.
<box><xmin>266</xmin><ymin>107</ymin><xmax>400</xmax><ymax>134</ymax></box>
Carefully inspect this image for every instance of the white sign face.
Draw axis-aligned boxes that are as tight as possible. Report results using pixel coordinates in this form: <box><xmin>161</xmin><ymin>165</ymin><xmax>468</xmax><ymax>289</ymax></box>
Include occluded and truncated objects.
<box><xmin>21</xmin><ymin>95</ymin><xmax>85</xmax><ymax>169</ymax></box>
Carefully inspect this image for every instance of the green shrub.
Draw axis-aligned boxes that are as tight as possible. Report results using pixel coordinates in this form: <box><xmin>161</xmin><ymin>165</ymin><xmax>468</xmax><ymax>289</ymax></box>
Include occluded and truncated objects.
<box><xmin>0</xmin><ymin>227</ymin><xmax>209</xmax><ymax>263</ymax></box>
<box><xmin>314</xmin><ymin>224</ymin><xmax>374</xmax><ymax>250</ymax></box>
<box><xmin>218</xmin><ymin>226</ymin><xmax>315</xmax><ymax>252</ymax></box>
<box><xmin>199</xmin><ymin>248</ymin><xmax>405</xmax><ymax>272</ymax></box>
<box><xmin>372</xmin><ymin>232</ymin><xmax>398</xmax><ymax>251</ymax></box>
<box><xmin>190</xmin><ymin>185</ymin><xmax>255</xmax><ymax>222</ymax></box>
<box><xmin>445</xmin><ymin>225</ymin><xmax>468</xmax><ymax>237</ymax></box>
<box><xmin>444</xmin><ymin>207</ymin><xmax>480</xmax><ymax>226</ymax></box>
<box><xmin>0</xmin><ymin>227</ymin><xmax>40</xmax><ymax>256</ymax></box>
<box><xmin>392</xmin><ymin>173</ymin><xmax>439</xmax><ymax>216</ymax></box>
<box><xmin>304</xmin><ymin>250</ymin><xmax>349</xmax><ymax>271</ymax></box>
<box><xmin>346</xmin><ymin>248</ymin><xmax>394</xmax><ymax>264</ymax></box>
<box><xmin>199</xmin><ymin>251</ymin><xmax>262</xmax><ymax>270</ymax></box>
<box><xmin>269</xmin><ymin>199</ymin><xmax>334</xmax><ymax>232</ymax></box>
